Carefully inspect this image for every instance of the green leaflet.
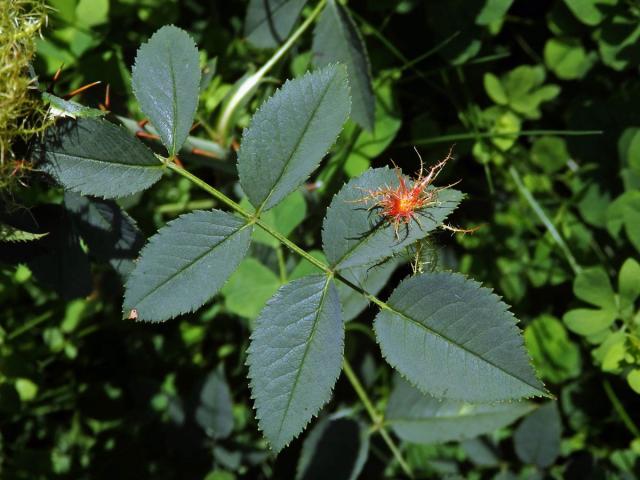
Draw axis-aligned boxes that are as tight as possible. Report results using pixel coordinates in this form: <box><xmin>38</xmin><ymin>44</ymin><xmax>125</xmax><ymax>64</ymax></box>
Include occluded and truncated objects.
<box><xmin>322</xmin><ymin>167</ymin><xmax>462</xmax><ymax>271</ymax></box>
<box><xmin>544</xmin><ymin>38</ymin><xmax>594</xmax><ymax>80</ymax></box>
<box><xmin>476</xmin><ymin>0</ymin><xmax>514</xmax><ymax>25</ymax></box>
<box><xmin>573</xmin><ymin>266</ymin><xmax>616</xmax><ymax>309</ymax></box>
<box><xmin>35</xmin><ymin>118</ymin><xmax>163</xmax><ymax>199</ymax></box>
<box><xmin>43</xmin><ymin>92</ymin><xmax>106</xmax><ymax>119</ymax></box>
<box><xmin>0</xmin><ymin>224</ymin><xmax>48</xmax><ymax>243</ymax></box>
<box><xmin>296</xmin><ymin>416</ymin><xmax>369</xmax><ymax>480</ymax></box>
<box><xmin>484</xmin><ymin>65</ymin><xmax>560</xmax><ymax>120</ymax></box>
<box><xmin>132</xmin><ymin>25</ymin><xmax>201</xmax><ymax>156</ymax></box>
<box><xmin>513</xmin><ymin>402</ymin><xmax>562</xmax><ymax>467</ymax></box>
<box><xmin>244</xmin><ymin>0</ymin><xmax>307</xmax><ymax>49</ymax></box>
<box><xmin>237</xmin><ymin>65</ymin><xmax>350</xmax><ymax>212</ymax></box>
<box><xmin>563</xmin><ymin>0</ymin><xmax>617</xmax><ymax>26</ymax></box>
<box><xmin>563</xmin><ymin>260</ymin><xmax>640</xmax><ymax>337</ymax></box>
<box><xmin>607</xmin><ymin>191</ymin><xmax>640</xmax><ymax>253</ymax></box>
<box><xmin>123</xmin><ymin>210</ymin><xmax>252</xmax><ymax>322</ymax></box>
<box><xmin>312</xmin><ymin>0</ymin><xmax>374</xmax><ymax>130</ymax></box>
<box><xmin>247</xmin><ymin>274</ymin><xmax>344</xmax><ymax>452</ymax></box>
<box><xmin>374</xmin><ymin>272</ymin><xmax>547</xmax><ymax>402</ymax></box>
<box><xmin>385</xmin><ymin>376</ymin><xmax>534</xmax><ymax>444</ymax></box>
<box><xmin>195</xmin><ymin>369</ymin><xmax>234</xmax><ymax>440</ymax></box>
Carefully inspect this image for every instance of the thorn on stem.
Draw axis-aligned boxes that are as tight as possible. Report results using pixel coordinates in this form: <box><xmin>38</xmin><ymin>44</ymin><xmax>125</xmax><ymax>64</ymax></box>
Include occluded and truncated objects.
<box><xmin>64</xmin><ymin>80</ymin><xmax>102</xmax><ymax>99</ymax></box>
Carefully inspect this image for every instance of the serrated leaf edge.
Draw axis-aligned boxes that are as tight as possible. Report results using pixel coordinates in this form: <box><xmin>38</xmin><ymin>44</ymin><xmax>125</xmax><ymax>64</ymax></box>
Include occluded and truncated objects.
<box><xmin>131</xmin><ymin>24</ymin><xmax>201</xmax><ymax>156</ymax></box>
<box><xmin>123</xmin><ymin>209</ymin><xmax>252</xmax><ymax>322</ymax></box>
<box><xmin>35</xmin><ymin>118</ymin><xmax>164</xmax><ymax>200</ymax></box>
<box><xmin>374</xmin><ymin>270</ymin><xmax>550</xmax><ymax>403</ymax></box>
<box><xmin>246</xmin><ymin>274</ymin><xmax>345</xmax><ymax>453</ymax></box>
<box><xmin>238</xmin><ymin>63</ymin><xmax>352</xmax><ymax>212</ymax></box>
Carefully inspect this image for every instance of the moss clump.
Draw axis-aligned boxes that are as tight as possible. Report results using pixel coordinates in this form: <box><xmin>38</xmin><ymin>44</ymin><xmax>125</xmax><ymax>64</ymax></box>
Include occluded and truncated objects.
<box><xmin>0</xmin><ymin>0</ymin><xmax>48</xmax><ymax>196</ymax></box>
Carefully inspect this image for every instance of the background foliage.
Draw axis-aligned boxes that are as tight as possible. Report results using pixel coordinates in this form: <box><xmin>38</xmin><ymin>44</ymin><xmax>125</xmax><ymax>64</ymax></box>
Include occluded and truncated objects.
<box><xmin>2</xmin><ymin>0</ymin><xmax>640</xmax><ymax>478</ymax></box>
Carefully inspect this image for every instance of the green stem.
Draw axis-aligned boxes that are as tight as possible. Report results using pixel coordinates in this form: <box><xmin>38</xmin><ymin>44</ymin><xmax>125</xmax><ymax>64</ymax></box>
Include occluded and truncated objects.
<box><xmin>157</xmin><ymin>198</ymin><xmax>216</xmax><ymax>214</ymax></box>
<box><xmin>8</xmin><ymin>311</ymin><xmax>53</xmax><ymax>340</ymax></box>
<box><xmin>405</xmin><ymin>129</ymin><xmax>603</xmax><ymax>147</ymax></box>
<box><xmin>215</xmin><ymin>0</ymin><xmax>327</xmax><ymax>142</ymax></box>
<box><xmin>483</xmin><ymin>162</ymin><xmax>495</xmax><ymax>196</ymax></box>
<box><xmin>167</xmin><ymin>162</ymin><xmax>391</xmax><ymax>302</ymax></box>
<box><xmin>509</xmin><ymin>166</ymin><xmax>581</xmax><ymax>275</ymax></box>
<box><xmin>166</xmin><ymin>162</ymin><xmax>250</xmax><ymax>216</ymax></box>
<box><xmin>602</xmin><ymin>378</ymin><xmax>640</xmax><ymax>438</ymax></box>
<box><xmin>343</xmin><ymin>358</ymin><xmax>414</xmax><ymax>478</ymax></box>
<box><xmin>276</xmin><ymin>245</ymin><xmax>287</xmax><ymax>283</ymax></box>
<box><xmin>167</xmin><ymin>161</ymin><xmax>410</xmax><ymax>474</ymax></box>
<box><xmin>167</xmin><ymin>162</ymin><xmax>329</xmax><ymax>273</ymax></box>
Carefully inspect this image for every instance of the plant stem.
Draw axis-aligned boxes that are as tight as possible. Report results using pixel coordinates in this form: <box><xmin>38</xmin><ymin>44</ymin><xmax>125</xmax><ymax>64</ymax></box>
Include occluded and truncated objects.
<box><xmin>8</xmin><ymin>310</ymin><xmax>53</xmax><ymax>340</ymax></box>
<box><xmin>166</xmin><ymin>162</ymin><xmax>329</xmax><ymax>273</ymax></box>
<box><xmin>166</xmin><ymin>162</ymin><xmax>250</xmax><ymax>216</ymax></box>
<box><xmin>157</xmin><ymin>198</ymin><xmax>216</xmax><ymax>214</ymax></box>
<box><xmin>118</xmin><ymin>115</ymin><xmax>228</xmax><ymax>160</ymax></box>
<box><xmin>215</xmin><ymin>0</ymin><xmax>327</xmax><ymax>142</ymax></box>
<box><xmin>167</xmin><ymin>161</ymin><xmax>412</xmax><ymax>475</ymax></box>
<box><xmin>509</xmin><ymin>166</ymin><xmax>581</xmax><ymax>275</ymax></box>
<box><xmin>276</xmin><ymin>245</ymin><xmax>287</xmax><ymax>283</ymax></box>
<box><xmin>405</xmin><ymin>129</ymin><xmax>603</xmax><ymax>147</ymax></box>
<box><xmin>343</xmin><ymin>358</ymin><xmax>414</xmax><ymax>478</ymax></box>
<box><xmin>602</xmin><ymin>378</ymin><xmax>640</xmax><ymax>438</ymax></box>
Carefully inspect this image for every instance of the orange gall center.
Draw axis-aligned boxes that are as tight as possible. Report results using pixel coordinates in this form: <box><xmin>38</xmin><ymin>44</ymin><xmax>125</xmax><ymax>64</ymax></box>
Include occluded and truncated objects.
<box><xmin>387</xmin><ymin>192</ymin><xmax>420</xmax><ymax>218</ymax></box>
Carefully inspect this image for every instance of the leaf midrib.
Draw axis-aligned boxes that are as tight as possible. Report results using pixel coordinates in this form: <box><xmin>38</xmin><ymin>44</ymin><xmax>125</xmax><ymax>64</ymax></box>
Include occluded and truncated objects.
<box><xmin>46</xmin><ymin>150</ymin><xmax>162</xmax><ymax>169</ymax></box>
<box><xmin>246</xmin><ymin>0</ymin><xmax>291</xmax><ymax>37</ymax></box>
<box><xmin>274</xmin><ymin>275</ymin><xmax>332</xmax><ymax>443</ymax></box>
<box><xmin>166</xmin><ymin>35</ymin><xmax>179</xmax><ymax>156</ymax></box>
<box><xmin>380</xmin><ymin>289</ymin><xmax>545</xmax><ymax>395</ymax></box>
<box><xmin>257</xmin><ymin>69</ymin><xmax>338</xmax><ymax>212</ymax></box>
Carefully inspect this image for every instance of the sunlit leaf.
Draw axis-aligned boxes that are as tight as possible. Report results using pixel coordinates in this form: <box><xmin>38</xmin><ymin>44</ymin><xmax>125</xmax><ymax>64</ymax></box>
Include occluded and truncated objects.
<box><xmin>221</xmin><ymin>258</ymin><xmax>280</xmax><ymax>319</ymax></box>
<box><xmin>525</xmin><ymin>315</ymin><xmax>581</xmax><ymax>384</ymax></box>
<box><xmin>132</xmin><ymin>25</ymin><xmax>201</xmax><ymax>156</ymax></box>
<box><xmin>238</xmin><ymin>65</ymin><xmax>350</xmax><ymax>212</ymax></box>
<box><xmin>123</xmin><ymin>210</ymin><xmax>252</xmax><ymax>322</ymax></box>
<box><xmin>322</xmin><ymin>168</ymin><xmax>462</xmax><ymax>271</ymax></box>
<box><xmin>247</xmin><ymin>275</ymin><xmax>343</xmax><ymax>452</ymax></box>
